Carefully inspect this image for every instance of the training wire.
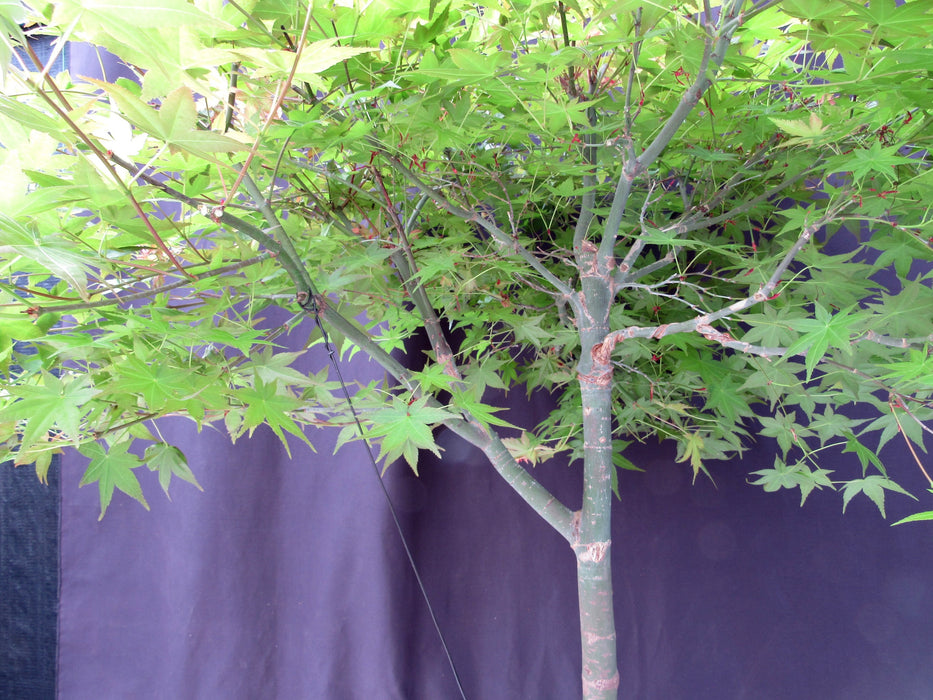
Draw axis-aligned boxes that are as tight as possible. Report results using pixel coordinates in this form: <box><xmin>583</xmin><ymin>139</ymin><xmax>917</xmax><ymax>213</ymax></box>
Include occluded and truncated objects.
<box><xmin>299</xmin><ymin>292</ymin><xmax>468</xmax><ymax>700</ymax></box>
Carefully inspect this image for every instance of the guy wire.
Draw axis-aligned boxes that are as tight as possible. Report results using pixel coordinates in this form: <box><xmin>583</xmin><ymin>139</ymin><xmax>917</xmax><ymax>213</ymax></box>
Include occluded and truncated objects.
<box><xmin>302</xmin><ymin>292</ymin><xmax>468</xmax><ymax>700</ymax></box>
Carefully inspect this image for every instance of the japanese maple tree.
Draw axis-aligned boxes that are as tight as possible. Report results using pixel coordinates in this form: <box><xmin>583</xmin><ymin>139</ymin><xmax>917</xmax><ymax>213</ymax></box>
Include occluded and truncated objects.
<box><xmin>2</xmin><ymin>0</ymin><xmax>933</xmax><ymax>697</ymax></box>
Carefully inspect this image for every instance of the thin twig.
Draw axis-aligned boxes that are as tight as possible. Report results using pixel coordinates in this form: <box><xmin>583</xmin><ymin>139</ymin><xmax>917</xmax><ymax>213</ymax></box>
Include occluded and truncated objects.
<box><xmin>34</xmin><ymin>255</ymin><xmax>272</xmax><ymax>315</ymax></box>
<box><xmin>557</xmin><ymin>2</ymin><xmax>578</xmax><ymax>98</ymax></box>
<box><xmin>223</xmin><ymin>0</ymin><xmax>315</xmax><ymax>203</ymax></box>
<box><xmin>890</xmin><ymin>404</ymin><xmax>933</xmax><ymax>486</ymax></box>
<box><xmin>380</xmin><ymin>154</ymin><xmax>577</xmax><ymax>302</ymax></box>
<box><xmin>623</xmin><ymin>7</ymin><xmax>643</xmax><ymax>152</ymax></box>
<box><xmin>16</xmin><ymin>71</ymin><xmax>191</xmax><ymax>277</ymax></box>
<box><xmin>595</xmin><ymin>200</ymin><xmax>847</xmax><ymax>361</ymax></box>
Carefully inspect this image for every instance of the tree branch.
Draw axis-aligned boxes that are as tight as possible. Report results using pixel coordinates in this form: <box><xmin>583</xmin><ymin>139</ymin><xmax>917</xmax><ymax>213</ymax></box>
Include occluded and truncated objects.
<box><xmin>680</xmin><ymin>328</ymin><xmax>933</xmax><ymax>359</ymax></box>
<box><xmin>635</xmin><ymin>1</ymin><xmax>742</xmax><ymax>171</ymax></box>
<box><xmin>111</xmin><ymin>156</ymin><xmax>574</xmax><ymax>537</ymax></box>
<box><xmin>614</xmin><ymin>161</ymin><xmax>827</xmax><ymax>298</ymax></box>
<box><xmin>597</xmin><ymin>0</ymin><xmax>747</xmax><ymax>265</ymax></box>
<box><xmin>381</xmin><ymin>153</ymin><xmax>578</xmax><ymax>302</ymax></box>
<box><xmin>33</xmin><ymin>255</ymin><xmax>272</xmax><ymax>315</ymax></box>
<box><xmin>108</xmin><ymin>154</ymin><xmax>420</xmax><ymax>391</ymax></box>
<box><xmin>623</xmin><ymin>7</ymin><xmax>643</xmax><ymax>158</ymax></box>
<box><xmin>612</xmin><ymin>181</ymin><xmax>662</xmax><ymax>283</ymax></box>
<box><xmin>572</xmin><ymin>108</ymin><xmax>600</xmax><ymax>251</ymax></box>
<box><xmin>665</xmin><ymin>163</ymin><xmax>819</xmax><ymax>238</ymax></box>
<box><xmin>444</xmin><ymin>418</ymin><xmax>575</xmax><ymax>542</ymax></box>
<box><xmin>595</xmin><ymin>201</ymin><xmax>841</xmax><ymax>362</ymax></box>
<box><xmin>371</xmin><ymin>168</ymin><xmax>464</xmax><ymax>381</ymax></box>
<box><xmin>19</xmin><ymin>75</ymin><xmax>191</xmax><ymax>277</ymax></box>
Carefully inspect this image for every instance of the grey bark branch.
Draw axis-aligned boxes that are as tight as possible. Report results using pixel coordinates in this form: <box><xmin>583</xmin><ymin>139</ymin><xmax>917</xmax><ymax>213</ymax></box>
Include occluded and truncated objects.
<box><xmin>599</xmin><ymin>0</ymin><xmax>749</xmax><ymax>266</ymax></box>
<box><xmin>371</xmin><ymin>167</ymin><xmax>464</xmax><ymax>382</ymax></box>
<box><xmin>596</xmin><ymin>202</ymin><xmax>840</xmax><ymax>360</ymax></box>
<box><xmin>382</xmin><ymin>153</ymin><xmax>578</xmax><ymax>302</ymax></box>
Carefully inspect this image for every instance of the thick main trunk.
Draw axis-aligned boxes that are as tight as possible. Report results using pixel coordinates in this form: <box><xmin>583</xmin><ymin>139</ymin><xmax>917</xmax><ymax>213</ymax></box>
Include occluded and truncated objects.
<box><xmin>576</xmin><ymin>245</ymin><xmax>618</xmax><ymax>697</ymax></box>
<box><xmin>577</xmin><ymin>548</ymin><xmax>618</xmax><ymax>698</ymax></box>
<box><xmin>570</xmin><ymin>235</ymin><xmax>619</xmax><ymax>698</ymax></box>
<box><xmin>575</xmin><ymin>377</ymin><xmax>619</xmax><ymax>699</ymax></box>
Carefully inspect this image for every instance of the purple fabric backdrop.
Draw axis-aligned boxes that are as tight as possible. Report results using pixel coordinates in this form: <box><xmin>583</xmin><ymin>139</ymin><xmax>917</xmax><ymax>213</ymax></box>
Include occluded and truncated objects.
<box><xmin>59</xmin><ymin>347</ymin><xmax>933</xmax><ymax>700</ymax></box>
<box><xmin>57</xmin><ymin>44</ymin><xmax>933</xmax><ymax>700</ymax></box>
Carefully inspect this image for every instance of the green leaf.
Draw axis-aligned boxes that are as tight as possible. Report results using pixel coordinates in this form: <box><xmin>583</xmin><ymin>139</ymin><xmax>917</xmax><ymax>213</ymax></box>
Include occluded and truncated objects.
<box><xmin>843</xmin><ymin>0</ymin><xmax>933</xmax><ymax>37</ymax></box>
<box><xmin>203</xmin><ymin>40</ymin><xmax>374</xmax><ymax>84</ymax></box>
<box><xmin>159</xmin><ymin>86</ymin><xmax>247</xmax><ymax>158</ymax></box>
<box><xmin>769</xmin><ymin>113</ymin><xmax>826</xmax><ymax>143</ymax></box>
<box><xmin>830</xmin><ymin>142</ymin><xmax>916</xmax><ymax>187</ymax></box>
<box><xmin>501</xmin><ymin>431</ymin><xmax>561</xmax><ymax>466</ymax></box>
<box><xmin>109</xmin><ymin>356</ymin><xmax>194</xmax><ymax>411</ymax></box>
<box><xmin>33</xmin><ymin>449</ymin><xmax>56</xmax><ymax>485</ymax></box>
<box><xmin>89</xmin><ymin>81</ymin><xmax>246</xmax><ymax>160</ymax></box>
<box><xmin>740</xmin><ymin>304</ymin><xmax>799</xmax><ymax>348</ymax></box>
<box><xmin>144</xmin><ymin>442</ymin><xmax>202</xmax><ymax>497</ymax></box>
<box><xmin>510</xmin><ymin>313</ymin><xmax>553</xmax><ymax>348</ymax></box>
<box><xmin>611</xmin><ymin>442</ymin><xmax>642</xmax><ymax>500</ymax></box>
<box><xmin>242</xmin><ymin>347</ymin><xmax>319</xmax><ymax>388</ymax></box>
<box><xmin>0</xmin><ymin>212</ymin><xmax>94</xmax><ymax>298</ymax></box>
<box><xmin>758</xmin><ymin>413</ymin><xmax>813</xmax><ymax>456</ymax></box>
<box><xmin>450</xmin><ymin>390</ymin><xmax>516</xmax><ymax>430</ymax></box>
<box><xmin>462</xmin><ymin>354</ymin><xmax>509</xmax><ymax>396</ymax></box>
<box><xmin>85</xmin><ymin>78</ymin><xmax>164</xmax><ymax>138</ymax></box>
<box><xmin>892</xmin><ymin>510</ymin><xmax>933</xmax><ymax>526</ymax></box>
<box><xmin>332</xmin><ymin>423</ymin><xmax>361</xmax><ymax>456</ymax></box>
<box><xmin>53</xmin><ymin>0</ymin><xmax>219</xmax><ymax>28</ymax></box>
<box><xmin>0</xmin><ymin>313</ymin><xmax>53</xmax><ymax>341</ymax></box>
<box><xmin>841</xmin><ymin>475</ymin><xmax>916</xmax><ymax>519</ymax></box>
<box><xmin>367</xmin><ymin>396</ymin><xmax>454</xmax><ymax>474</ymax></box>
<box><xmin>78</xmin><ymin>441</ymin><xmax>149</xmax><ymax>520</ymax></box>
<box><xmin>809</xmin><ymin>408</ymin><xmax>865</xmax><ymax>446</ymax></box>
<box><xmin>842</xmin><ymin>431</ymin><xmax>886</xmax><ymax>476</ymax></box>
<box><xmin>411</xmin><ymin>362</ymin><xmax>462</xmax><ymax>395</ymax></box>
<box><xmin>749</xmin><ymin>457</ymin><xmax>834</xmax><ymax>506</ymax></box>
<box><xmin>879</xmin><ymin>349</ymin><xmax>933</xmax><ymax>389</ymax></box>
<box><xmin>0</xmin><ymin>0</ymin><xmax>26</xmax><ymax>77</ymax></box>
<box><xmin>676</xmin><ymin>432</ymin><xmax>707</xmax><ymax>481</ymax></box>
<box><xmin>0</xmin><ymin>373</ymin><xmax>97</xmax><ymax>452</ymax></box>
<box><xmin>872</xmin><ymin>235</ymin><xmax>933</xmax><ymax>279</ymax></box>
<box><xmin>0</xmin><ymin>96</ymin><xmax>65</xmax><ymax>136</ymax></box>
<box><xmin>704</xmin><ymin>375</ymin><xmax>756</xmax><ymax>424</ymax></box>
<box><xmin>784</xmin><ymin>303</ymin><xmax>859</xmax><ymax>380</ymax></box>
<box><xmin>867</xmin><ymin>282</ymin><xmax>933</xmax><ymax>337</ymax></box>
<box><xmin>233</xmin><ymin>377</ymin><xmax>313</xmax><ymax>456</ymax></box>
<box><xmin>637</xmin><ymin>225</ymin><xmax>714</xmax><ymax>249</ymax></box>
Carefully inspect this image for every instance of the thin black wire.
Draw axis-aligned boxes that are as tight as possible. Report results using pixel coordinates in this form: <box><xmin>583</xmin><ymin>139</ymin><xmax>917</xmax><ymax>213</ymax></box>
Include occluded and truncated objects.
<box><xmin>302</xmin><ymin>293</ymin><xmax>468</xmax><ymax>700</ymax></box>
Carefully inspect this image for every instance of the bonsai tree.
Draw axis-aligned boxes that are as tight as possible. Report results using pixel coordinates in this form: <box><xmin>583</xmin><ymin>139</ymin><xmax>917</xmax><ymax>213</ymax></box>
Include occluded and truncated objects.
<box><xmin>2</xmin><ymin>0</ymin><xmax>932</xmax><ymax>696</ymax></box>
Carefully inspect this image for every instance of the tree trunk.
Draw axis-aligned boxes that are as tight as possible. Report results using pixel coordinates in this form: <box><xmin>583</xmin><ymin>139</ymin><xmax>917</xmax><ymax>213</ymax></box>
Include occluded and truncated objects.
<box><xmin>575</xmin><ymin>242</ymin><xmax>619</xmax><ymax>698</ymax></box>
<box><xmin>575</xmin><ymin>375</ymin><xmax>619</xmax><ymax>699</ymax></box>
<box><xmin>577</xmin><ymin>546</ymin><xmax>618</xmax><ymax>699</ymax></box>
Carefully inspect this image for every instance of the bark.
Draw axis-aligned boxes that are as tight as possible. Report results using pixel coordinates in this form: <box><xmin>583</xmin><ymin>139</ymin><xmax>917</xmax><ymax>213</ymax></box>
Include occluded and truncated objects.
<box><xmin>574</xmin><ymin>240</ymin><xmax>619</xmax><ymax>698</ymax></box>
<box><xmin>575</xmin><ymin>378</ymin><xmax>619</xmax><ymax>698</ymax></box>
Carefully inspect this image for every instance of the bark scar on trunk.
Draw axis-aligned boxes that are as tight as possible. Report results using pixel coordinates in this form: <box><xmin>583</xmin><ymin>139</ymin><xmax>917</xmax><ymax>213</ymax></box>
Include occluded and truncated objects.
<box><xmin>591</xmin><ymin>337</ymin><xmax>618</xmax><ymax>366</ymax></box>
<box><xmin>571</xmin><ymin>509</ymin><xmax>582</xmax><ymax>544</ymax></box>
<box><xmin>583</xmin><ymin>671</ymin><xmax>621</xmax><ymax>692</ymax></box>
<box><xmin>573</xmin><ymin>539</ymin><xmax>611</xmax><ymax>563</ymax></box>
<box><xmin>577</xmin><ymin>368</ymin><xmax>612</xmax><ymax>386</ymax></box>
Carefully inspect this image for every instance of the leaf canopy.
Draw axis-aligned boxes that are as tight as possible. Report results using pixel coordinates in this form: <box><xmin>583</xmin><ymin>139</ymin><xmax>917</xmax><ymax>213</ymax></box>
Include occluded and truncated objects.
<box><xmin>0</xmin><ymin>0</ymin><xmax>931</xmax><ymax>521</ymax></box>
